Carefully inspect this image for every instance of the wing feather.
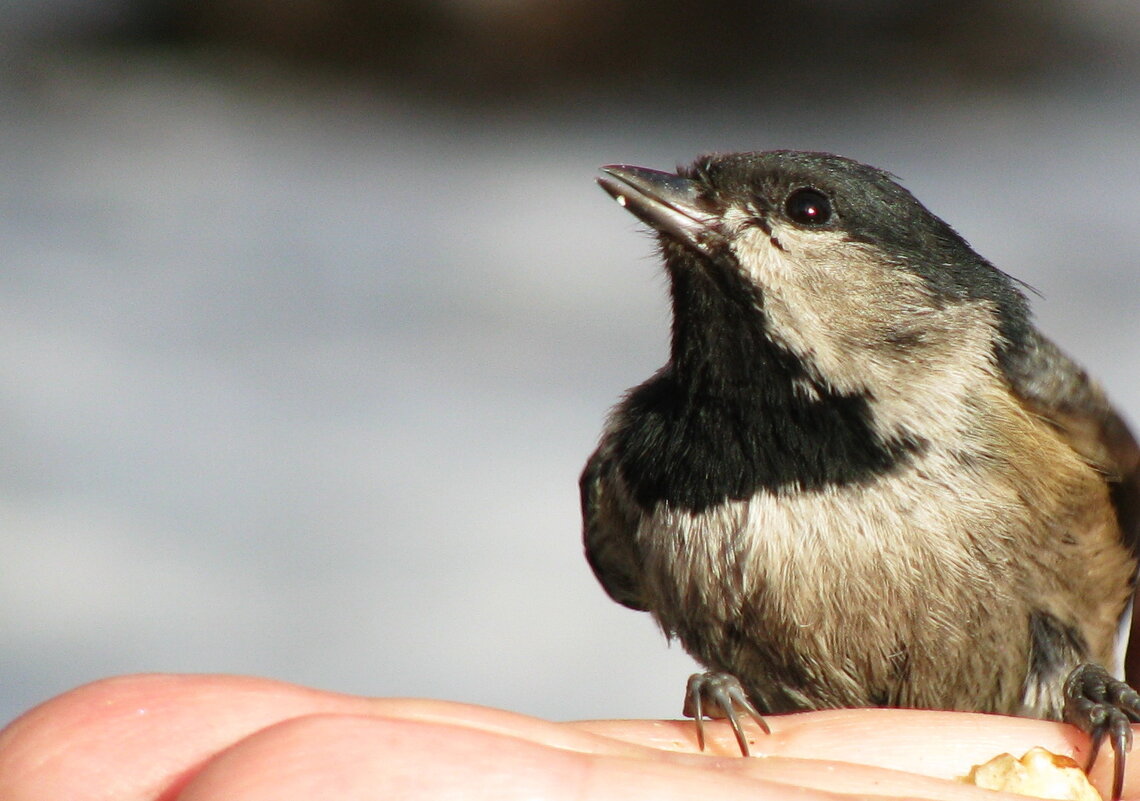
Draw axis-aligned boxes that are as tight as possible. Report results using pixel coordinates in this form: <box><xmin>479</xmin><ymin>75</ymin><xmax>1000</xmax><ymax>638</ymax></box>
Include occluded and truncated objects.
<box><xmin>580</xmin><ymin>442</ymin><xmax>650</xmax><ymax>611</ymax></box>
<box><xmin>1003</xmin><ymin>330</ymin><xmax>1140</xmax><ymax>680</ymax></box>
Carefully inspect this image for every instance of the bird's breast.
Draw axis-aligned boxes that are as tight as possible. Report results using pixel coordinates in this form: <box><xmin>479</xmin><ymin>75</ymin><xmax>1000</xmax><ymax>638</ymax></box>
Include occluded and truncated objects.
<box><xmin>633</xmin><ymin>450</ymin><xmax>1056</xmax><ymax>711</ymax></box>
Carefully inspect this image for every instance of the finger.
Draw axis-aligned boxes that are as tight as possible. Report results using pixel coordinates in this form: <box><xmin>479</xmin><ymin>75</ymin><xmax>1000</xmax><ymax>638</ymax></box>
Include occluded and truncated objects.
<box><xmin>0</xmin><ymin>674</ymin><xmax>370</xmax><ymax>801</ymax></box>
<box><xmin>177</xmin><ymin>713</ymin><xmax>1008</xmax><ymax>801</ymax></box>
<box><xmin>0</xmin><ymin>674</ymin><xmax>654</xmax><ymax>800</ymax></box>
<box><xmin>575</xmin><ymin>708</ymin><xmax>1106</xmax><ymax>781</ymax></box>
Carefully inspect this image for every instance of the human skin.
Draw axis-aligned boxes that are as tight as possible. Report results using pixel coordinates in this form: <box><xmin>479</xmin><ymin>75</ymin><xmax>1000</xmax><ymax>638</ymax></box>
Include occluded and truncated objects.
<box><xmin>0</xmin><ymin>674</ymin><xmax>1131</xmax><ymax>800</ymax></box>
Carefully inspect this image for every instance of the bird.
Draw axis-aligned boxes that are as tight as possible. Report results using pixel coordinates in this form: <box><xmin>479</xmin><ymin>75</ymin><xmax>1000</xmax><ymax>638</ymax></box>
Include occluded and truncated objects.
<box><xmin>580</xmin><ymin>150</ymin><xmax>1140</xmax><ymax>799</ymax></box>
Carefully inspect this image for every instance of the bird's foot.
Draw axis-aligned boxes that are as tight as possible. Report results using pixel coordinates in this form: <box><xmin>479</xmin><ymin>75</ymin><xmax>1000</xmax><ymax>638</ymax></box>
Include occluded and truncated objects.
<box><xmin>1064</xmin><ymin>663</ymin><xmax>1140</xmax><ymax>800</ymax></box>
<box><xmin>682</xmin><ymin>671</ymin><xmax>769</xmax><ymax>756</ymax></box>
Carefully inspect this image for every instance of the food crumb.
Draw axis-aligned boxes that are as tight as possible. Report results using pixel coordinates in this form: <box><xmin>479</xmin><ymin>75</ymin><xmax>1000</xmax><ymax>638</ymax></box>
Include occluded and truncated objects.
<box><xmin>962</xmin><ymin>747</ymin><xmax>1101</xmax><ymax>801</ymax></box>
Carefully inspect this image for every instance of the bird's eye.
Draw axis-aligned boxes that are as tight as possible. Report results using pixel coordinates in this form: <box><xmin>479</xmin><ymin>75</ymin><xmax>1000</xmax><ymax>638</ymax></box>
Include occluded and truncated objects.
<box><xmin>784</xmin><ymin>188</ymin><xmax>832</xmax><ymax>226</ymax></box>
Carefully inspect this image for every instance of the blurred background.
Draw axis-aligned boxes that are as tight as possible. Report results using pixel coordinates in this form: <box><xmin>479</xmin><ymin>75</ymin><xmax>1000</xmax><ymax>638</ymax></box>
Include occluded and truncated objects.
<box><xmin>2</xmin><ymin>0</ymin><xmax>1140</xmax><ymax>728</ymax></box>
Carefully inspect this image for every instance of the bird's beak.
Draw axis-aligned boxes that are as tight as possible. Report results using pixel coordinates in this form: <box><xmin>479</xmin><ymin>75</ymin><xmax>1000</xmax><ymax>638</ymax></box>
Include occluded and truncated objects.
<box><xmin>597</xmin><ymin>165</ymin><xmax>718</xmax><ymax>252</ymax></box>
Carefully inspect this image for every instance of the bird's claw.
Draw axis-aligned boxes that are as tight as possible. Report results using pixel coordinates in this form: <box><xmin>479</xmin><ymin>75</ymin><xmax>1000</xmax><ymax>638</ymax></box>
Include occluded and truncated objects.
<box><xmin>1064</xmin><ymin>663</ymin><xmax>1140</xmax><ymax>801</ymax></box>
<box><xmin>683</xmin><ymin>671</ymin><xmax>769</xmax><ymax>756</ymax></box>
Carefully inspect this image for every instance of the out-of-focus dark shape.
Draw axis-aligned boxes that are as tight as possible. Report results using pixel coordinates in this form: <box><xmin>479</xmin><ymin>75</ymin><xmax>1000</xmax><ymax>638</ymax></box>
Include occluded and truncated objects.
<box><xmin>6</xmin><ymin>0</ymin><xmax>1135</xmax><ymax>98</ymax></box>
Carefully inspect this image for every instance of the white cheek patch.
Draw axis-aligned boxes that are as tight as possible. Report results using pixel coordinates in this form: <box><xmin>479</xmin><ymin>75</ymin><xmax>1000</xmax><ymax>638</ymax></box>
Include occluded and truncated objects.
<box><xmin>727</xmin><ymin>223</ymin><xmax>887</xmax><ymax>383</ymax></box>
<box><xmin>724</xmin><ymin>220</ymin><xmax>1003</xmax><ymax>444</ymax></box>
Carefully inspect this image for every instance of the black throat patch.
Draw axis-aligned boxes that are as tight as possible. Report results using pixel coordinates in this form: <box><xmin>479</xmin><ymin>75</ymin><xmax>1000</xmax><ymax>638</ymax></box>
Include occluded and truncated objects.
<box><xmin>613</xmin><ymin>246</ymin><xmax>924</xmax><ymax>513</ymax></box>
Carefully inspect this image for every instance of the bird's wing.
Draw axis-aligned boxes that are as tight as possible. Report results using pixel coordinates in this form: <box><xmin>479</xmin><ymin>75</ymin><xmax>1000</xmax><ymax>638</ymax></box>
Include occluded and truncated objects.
<box><xmin>580</xmin><ymin>441</ymin><xmax>650</xmax><ymax>611</ymax></box>
<box><xmin>1003</xmin><ymin>329</ymin><xmax>1140</xmax><ymax>681</ymax></box>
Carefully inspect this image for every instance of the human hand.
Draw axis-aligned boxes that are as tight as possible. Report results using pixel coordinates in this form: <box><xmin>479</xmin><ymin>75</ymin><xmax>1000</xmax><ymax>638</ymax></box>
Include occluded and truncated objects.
<box><xmin>0</xmin><ymin>673</ymin><xmax>1129</xmax><ymax>799</ymax></box>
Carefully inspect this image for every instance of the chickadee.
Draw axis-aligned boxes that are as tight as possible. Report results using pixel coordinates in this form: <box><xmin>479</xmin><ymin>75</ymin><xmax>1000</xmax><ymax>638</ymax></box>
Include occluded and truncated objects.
<box><xmin>581</xmin><ymin>151</ymin><xmax>1140</xmax><ymax>798</ymax></box>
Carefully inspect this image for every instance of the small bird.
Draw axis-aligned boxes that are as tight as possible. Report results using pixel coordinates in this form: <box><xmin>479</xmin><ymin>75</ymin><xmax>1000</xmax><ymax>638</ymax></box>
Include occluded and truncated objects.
<box><xmin>581</xmin><ymin>151</ymin><xmax>1140</xmax><ymax>798</ymax></box>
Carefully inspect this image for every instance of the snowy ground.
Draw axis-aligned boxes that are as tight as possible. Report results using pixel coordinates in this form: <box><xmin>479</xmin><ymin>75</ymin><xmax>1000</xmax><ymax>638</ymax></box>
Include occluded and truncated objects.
<box><xmin>1</xmin><ymin>51</ymin><xmax>1139</xmax><ymax>726</ymax></box>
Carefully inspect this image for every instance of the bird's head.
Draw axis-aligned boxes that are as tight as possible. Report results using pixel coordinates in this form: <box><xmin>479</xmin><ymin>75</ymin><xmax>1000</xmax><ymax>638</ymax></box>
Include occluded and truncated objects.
<box><xmin>598</xmin><ymin>151</ymin><xmax>1030</xmax><ymax>406</ymax></box>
